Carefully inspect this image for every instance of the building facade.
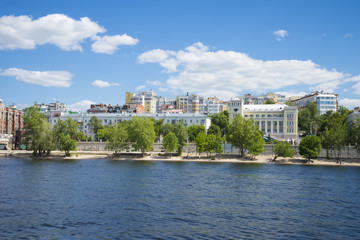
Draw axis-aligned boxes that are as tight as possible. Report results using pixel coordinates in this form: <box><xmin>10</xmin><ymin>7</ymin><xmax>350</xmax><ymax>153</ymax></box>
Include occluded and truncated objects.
<box><xmin>229</xmin><ymin>98</ymin><xmax>298</xmax><ymax>142</ymax></box>
<box><xmin>291</xmin><ymin>91</ymin><xmax>338</xmax><ymax>115</ymax></box>
<box><xmin>0</xmin><ymin>100</ymin><xmax>23</xmax><ymax>148</ymax></box>
<box><xmin>49</xmin><ymin>112</ymin><xmax>211</xmax><ymax>140</ymax></box>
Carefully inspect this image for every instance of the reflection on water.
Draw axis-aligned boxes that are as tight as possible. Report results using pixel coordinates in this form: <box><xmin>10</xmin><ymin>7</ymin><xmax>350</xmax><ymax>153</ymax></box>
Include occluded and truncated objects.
<box><xmin>0</xmin><ymin>158</ymin><xmax>359</xmax><ymax>239</ymax></box>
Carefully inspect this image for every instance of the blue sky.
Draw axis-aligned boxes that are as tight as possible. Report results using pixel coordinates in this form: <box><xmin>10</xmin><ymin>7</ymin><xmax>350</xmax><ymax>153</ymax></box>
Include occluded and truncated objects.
<box><xmin>1</xmin><ymin>0</ymin><xmax>359</xmax><ymax>111</ymax></box>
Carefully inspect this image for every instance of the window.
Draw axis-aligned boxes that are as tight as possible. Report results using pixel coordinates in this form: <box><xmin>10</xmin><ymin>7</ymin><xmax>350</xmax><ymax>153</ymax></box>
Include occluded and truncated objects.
<box><xmin>245</xmin><ymin>115</ymin><xmax>248</xmax><ymax>117</ymax></box>
<box><xmin>250</xmin><ymin>114</ymin><xmax>253</xmax><ymax>117</ymax></box>
<box><xmin>262</xmin><ymin>114</ymin><xmax>265</xmax><ymax>117</ymax></box>
<box><xmin>256</xmin><ymin>115</ymin><xmax>259</xmax><ymax>117</ymax></box>
<box><xmin>267</xmin><ymin>114</ymin><xmax>271</xmax><ymax>117</ymax></box>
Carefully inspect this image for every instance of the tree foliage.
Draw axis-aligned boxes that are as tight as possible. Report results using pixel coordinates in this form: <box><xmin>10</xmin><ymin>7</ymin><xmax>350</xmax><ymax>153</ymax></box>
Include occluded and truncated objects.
<box><xmin>187</xmin><ymin>125</ymin><xmax>206</xmax><ymax>142</ymax></box>
<box><xmin>264</xmin><ymin>99</ymin><xmax>275</xmax><ymax>104</ymax></box>
<box><xmin>53</xmin><ymin>118</ymin><xmax>79</xmax><ymax>156</ymax></box>
<box><xmin>127</xmin><ymin>116</ymin><xmax>155</xmax><ymax>154</ymax></box>
<box><xmin>248</xmin><ymin>131</ymin><xmax>265</xmax><ymax>159</ymax></box>
<box><xmin>88</xmin><ymin>116</ymin><xmax>103</xmax><ymax>141</ymax></box>
<box><xmin>162</xmin><ymin>132</ymin><xmax>178</xmax><ymax>153</ymax></box>
<box><xmin>103</xmin><ymin>123</ymin><xmax>129</xmax><ymax>154</ymax></box>
<box><xmin>298</xmin><ymin>102</ymin><xmax>319</xmax><ymax>136</ymax></box>
<box><xmin>210</xmin><ymin>111</ymin><xmax>229</xmax><ymax>137</ymax></box>
<box><xmin>23</xmin><ymin>104</ymin><xmax>54</xmax><ymax>156</ymax></box>
<box><xmin>172</xmin><ymin>120</ymin><xmax>188</xmax><ymax>155</ymax></box>
<box><xmin>348</xmin><ymin>119</ymin><xmax>360</xmax><ymax>152</ymax></box>
<box><xmin>226</xmin><ymin>115</ymin><xmax>264</xmax><ymax>157</ymax></box>
<box><xmin>195</xmin><ymin>131</ymin><xmax>207</xmax><ymax>155</ymax></box>
<box><xmin>299</xmin><ymin>135</ymin><xmax>322</xmax><ymax>161</ymax></box>
<box><xmin>273</xmin><ymin>141</ymin><xmax>295</xmax><ymax>160</ymax></box>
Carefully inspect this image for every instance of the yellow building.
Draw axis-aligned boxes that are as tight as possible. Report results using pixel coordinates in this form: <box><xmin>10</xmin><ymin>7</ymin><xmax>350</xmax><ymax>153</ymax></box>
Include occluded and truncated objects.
<box><xmin>229</xmin><ymin>98</ymin><xmax>298</xmax><ymax>142</ymax></box>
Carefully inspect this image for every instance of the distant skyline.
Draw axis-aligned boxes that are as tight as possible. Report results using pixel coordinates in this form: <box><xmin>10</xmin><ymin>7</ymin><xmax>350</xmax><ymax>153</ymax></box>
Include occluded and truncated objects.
<box><xmin>1</xmin><ymin>0</ymin><xmax>359</xmax><ymax>111</ymax></box>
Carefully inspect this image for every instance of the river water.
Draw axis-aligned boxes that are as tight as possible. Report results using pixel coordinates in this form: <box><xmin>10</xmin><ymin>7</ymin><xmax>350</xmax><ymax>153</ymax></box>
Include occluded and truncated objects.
<box><xmin>0</xmin><ymin>158</ymin><xmax>360</xmax><ymax>239</ymax></box>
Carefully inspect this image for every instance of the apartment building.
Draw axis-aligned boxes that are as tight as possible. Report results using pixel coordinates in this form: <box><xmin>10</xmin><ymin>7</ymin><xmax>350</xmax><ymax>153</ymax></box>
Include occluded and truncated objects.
<box><xmin>0</xmin><ymin>100</ymin><xmax>23</xmax><ymax>148</ymax></box>
<box><xmin>229</xmin><ymin>98</ymin><xmax>298</xmax><ymax>142</ymax></box>
<box><xmin>241</xmin><ymin>93</ymin><xmax>287</xmax><ymax>104</ymax></box>
<box><xmin>291</xmin><ymin>91</ymin><xmax>338</xmax><ymax>115</ymax></box>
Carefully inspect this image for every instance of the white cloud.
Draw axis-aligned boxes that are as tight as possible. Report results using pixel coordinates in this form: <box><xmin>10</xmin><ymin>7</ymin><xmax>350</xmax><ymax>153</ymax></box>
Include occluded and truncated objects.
<box><xmin>146</xmin><ymin>80</ymin><xmax>161</xmax><ymax>86</ymax></box>
<box><xmin>273</xmin><ymin>29</ymin><xmax>288</xmax><ymax>41</ymax></box>
<box><xmin>138</xmin><ymin>42</ymin><xmax>353</xmax><ymax>99</ymax></box>
<box><xmin>344</xmin><ymin>33</ymin><xmax>353</xmax><ymax>38</ymax></box>
<box><xmin>91</xmin><ymin>34</ymin><xmax>139</xmax><ymax>54</ymax></box>
<box><xmin>91</xmin><ymin>80</ymin><xmax>119</xmax><ymax>88</ymax></box>
<box><xmin>68</xmin><ymin>100</ymin><xmax>95</xmax><ymax>112</ymax></box>
<box><xmin>1</xmin><ymin>67</ymin><xmax>72</xmax><ymax>87</ymax></box>
<box><xmin>0</xmin><ymin>14</ymin><xmax>138</xmax><ymax>53</ymax></box>
<box><xmin>136</xmin><ymin>85</ymin><xmax>145</xmax><ymax>91</ymax></box>
<box><xmin>0</xmin><ymin>14</ymin><xmax>105</xmax><ymax>51</ymax></box>
<box><xmin>353</xmin><ymin>82</ymin><xmax>360</xmax><ymax>94</ymax></box>
<box><xmin>338</xmin><ymin>98</ymin><xmax>359</xmax><ymax>109</ymax></box>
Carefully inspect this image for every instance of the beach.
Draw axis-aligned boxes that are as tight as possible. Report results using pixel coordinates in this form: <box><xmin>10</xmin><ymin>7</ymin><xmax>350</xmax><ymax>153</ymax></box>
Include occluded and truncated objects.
<box><xmin>1</xmin><ymin>150</ymin><xmax>360</xmax><ymax>167</ymax></box>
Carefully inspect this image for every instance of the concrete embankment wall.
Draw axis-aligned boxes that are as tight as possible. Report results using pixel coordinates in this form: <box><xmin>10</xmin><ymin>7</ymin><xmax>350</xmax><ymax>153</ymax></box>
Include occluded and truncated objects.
<box><xmin>76</xmin><ymin>142</ymin><xmax>360</xmax><ymax>159</ymax></box>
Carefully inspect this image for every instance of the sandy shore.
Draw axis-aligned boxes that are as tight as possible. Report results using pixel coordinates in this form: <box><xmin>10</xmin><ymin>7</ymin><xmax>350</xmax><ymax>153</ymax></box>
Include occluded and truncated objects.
<box><xmin>1</xmin><ymin>150</ymin><xmax>360</xmax><ymax>167</ymax></box>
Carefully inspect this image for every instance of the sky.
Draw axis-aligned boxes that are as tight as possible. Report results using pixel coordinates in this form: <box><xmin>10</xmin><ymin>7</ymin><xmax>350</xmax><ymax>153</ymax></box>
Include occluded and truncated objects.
<box><xmin>1</xmin><ymin>0</ymin><xmax>359</xmax><ymax>111</ymax></box>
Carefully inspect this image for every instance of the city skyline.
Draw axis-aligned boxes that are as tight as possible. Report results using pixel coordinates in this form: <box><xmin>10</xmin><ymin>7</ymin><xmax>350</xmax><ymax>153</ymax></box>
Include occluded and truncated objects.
<box><xmin>1</xmin><ymin>0</ymin><xmax>359</xmax><ymax>111</ymax></box>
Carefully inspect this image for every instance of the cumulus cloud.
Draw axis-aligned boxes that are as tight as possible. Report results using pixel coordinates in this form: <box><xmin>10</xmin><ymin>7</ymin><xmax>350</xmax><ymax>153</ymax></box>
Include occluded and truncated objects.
<box><xmin>344</xmin><ymin>33</ymin><xmax>353</xmax><ymax>38</ymax></box>
<box><xmin>353</xmin><ymin>82</ymin><xmax>360</xmax><ymax>94</ymax></box>
<box><xmin>338</xmin><ymin>98</ymin><xmax>360</xmax><ymax>109</ymax></box>
<box><xmin>138</xmin><ymin>42</ymin><xmax>354</xmax><ymax>99</ymax></box>
<box><xmin>136</xmin><ymin>85</ymin><xmax>145</xmax><ymax>91</ymax></box>
<box><xmin>1</xmin><ymin>68</ymin><xmax>72</xmax><ymax>87</ymax></box>
<box><xmin>91</xmin><ymin>80</ymin><xmax>119</xmax><ymax>88</ymax></box>
<box><xmin>91</xmin><ymin>34</ymin><xmax>139</xmax><ymax>54</ymax></box>
<box><xmin>273</xmin><ymin>29</ymin><xmax>288</xmax><ymax>41</ymax></box>
<box><xmin>0</xmin><ymin>14</ymin><xmax>138</xmax><ymax>53</ymax></box>
<box><xmin>68</xmin><ymin>100</ymin><xmax>95</xmax><ymax>112</ymax></box>
<box><xmin>146</xmin><ymin>80</ymin><xmax>161</xmax><ymax>86</ymax></box>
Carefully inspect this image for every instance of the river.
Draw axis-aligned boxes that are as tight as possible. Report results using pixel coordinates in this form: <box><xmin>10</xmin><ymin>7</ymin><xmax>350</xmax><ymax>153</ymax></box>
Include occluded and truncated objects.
<box><xmin>1</xmin><ymin>158</ymin><xmax>359</xmax><ymax>239</ymax></box>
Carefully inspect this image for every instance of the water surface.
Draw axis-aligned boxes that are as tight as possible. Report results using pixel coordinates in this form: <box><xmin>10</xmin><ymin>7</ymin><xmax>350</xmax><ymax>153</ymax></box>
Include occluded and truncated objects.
<box><xmin>1</xmin><ymin>158</ymin><xmax>359</xmax><ymax>239</ymax></box>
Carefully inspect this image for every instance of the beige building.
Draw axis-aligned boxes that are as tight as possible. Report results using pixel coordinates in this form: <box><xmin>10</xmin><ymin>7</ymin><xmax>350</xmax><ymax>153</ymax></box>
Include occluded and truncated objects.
<box><xmin>229</xmin><ymin>98</ymin><xmax>298</xmax><ymax>142</ymax></box>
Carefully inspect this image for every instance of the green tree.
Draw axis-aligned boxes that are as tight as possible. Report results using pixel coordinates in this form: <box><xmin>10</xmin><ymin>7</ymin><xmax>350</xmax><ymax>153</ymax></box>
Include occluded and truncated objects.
<box><xmin>172</xmin><ymin>120</ymin><xmax>188</xmax><ymax>155</ymax></box>
<box><xmin>160</xmin><ymin>123</ymin><xmax>173</xmax><ymax>137</ymax></box>
<box><xmin>227</xmin><ymin>115</ymin><xmax>263</xmax><ymax>157</ymax></box>
<box><xmin>104</xmin><ymin>123</ymin><xmax>129</xmax><ymax>154</ymax></box>
<box><xmin>331</xmin><ymin>123</ymin><xmax>347</xmax><ymax>159</ymax></box>
<box><xmin>77</xmin><ymin>132</ymin><xmax>87</xmax><ymax>141</ymax></box>
<box><xmin>348</xmin><ymin>119</ymin><xmax>360</xmax><ymax>151</ymax></box>
<box><xmin>210</xmin><ymin>111</ymin><xmax>229</xmax><ymax>137</ymax></box>
<box><xmin>162</xmin><ymin>132</ymin><xmax>178</xmax><ymax>153</ymax></box>
<box><xmin>23</xmin><ymin>104</ymin><xmax>54</xmax><ymax>156</ymax></box>
<box><xmin>264</xmin><ymin>99</ymin><xmax>275</xmax><ymax>104</ymax></box>
<box><xmin>187</xmin><ymin>125</ymin><xmax>206</xmax><ymax>142</ymax></box>
<box><xmin>88</xmin><ymin>116</ymin><xmax>103</xmax><ymax>141</ymax></box>
<box><xmin>205</xmin><ymin>134</ymin><xmax>224</xmax><ymax>157</ymax></box>
<box><xmin>273</xmin><ymin>141</ymin><xmax>295</xmax><ymax>161</ymax></box>
<box><xmin>151</xmin><ymin>118</ymin><xmax>164</xmax><ymax>137</ymax></box>
<box><xmin>285</xmin><ymin>100</ymin><xmax>295</xmax><ymax>106</ymax></box>
<box><xmin>298</xmin><ymin>102</ymin><xmax>320</xmax><ymax>136</ymax></box>
<box><xmin>299</xmin><ymin>135</ymin><xmax>322</xmax><ymax>162</ymax></box>
<box><xmin>53</xmin><ymin>118</ymin><xmax>80</xmax><ymax>156</ymax></box>
<box><xmin>195</xmin><ymin>131</ymin><xmax>207</xmax><ymax>155</ymax></box>
<box><xmin>207</xmin><ymin>124</ymin><xmax>221</xmax><ymax>136</ymax></box>
<box><xmin>127</xmin><ymin>116</ymin><xmax>155</xmax><ymax>154</ymax></box>
<box><xmin>248</xmin><ymin>131</ymin><xmax>265</xmax><ymax>159</ymax></box>
<box><xmin>320</xmin><ymin>127</ymin><xmax>333</xmax><ymax>158</ymax></box>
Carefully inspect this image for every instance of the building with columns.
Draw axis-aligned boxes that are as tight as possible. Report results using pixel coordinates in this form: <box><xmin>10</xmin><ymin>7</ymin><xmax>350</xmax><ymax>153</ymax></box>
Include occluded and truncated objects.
<box><xmin>229</xmin><ymin>98</ymin><xmax>298</xmax><ymax>142</ymax></box>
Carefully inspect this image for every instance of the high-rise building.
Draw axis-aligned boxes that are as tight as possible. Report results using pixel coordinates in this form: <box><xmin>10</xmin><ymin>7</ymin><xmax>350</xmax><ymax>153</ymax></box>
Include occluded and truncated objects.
<box><xmin>291</xmin><ymin>91</ymin><xmax>338</xmax><ymax>115</ymax></box>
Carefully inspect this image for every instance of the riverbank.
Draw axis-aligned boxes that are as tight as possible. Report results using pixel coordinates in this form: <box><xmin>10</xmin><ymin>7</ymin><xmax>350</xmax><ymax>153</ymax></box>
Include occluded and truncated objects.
<box><xmin>1</xmin><ymin>150</ymin><xmax>360</xmax><ymax>167</ymax></box>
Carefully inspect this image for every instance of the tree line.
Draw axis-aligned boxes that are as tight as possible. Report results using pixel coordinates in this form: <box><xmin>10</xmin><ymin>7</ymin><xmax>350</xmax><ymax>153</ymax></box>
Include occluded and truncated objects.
<box><xmin>297</xmin><ymin>102</ymin><xmax>360</xmax><ymax>161</ymax></box>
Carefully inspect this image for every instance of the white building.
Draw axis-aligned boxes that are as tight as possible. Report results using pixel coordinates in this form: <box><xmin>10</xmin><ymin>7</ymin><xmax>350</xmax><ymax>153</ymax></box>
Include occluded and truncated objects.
<box><xmin>291</xmin><ymin>91</ymin><xmax>338</xmax><ymax>115</ymax></box>
<box><xmin>49</xmin><ymin>112</ymin><xmax>211</xmax><ymax>140</ymax></box>
<box><xmin>229</xmin><ymin>98</ymin><xmax>299</xmax><ymax>142</ymax></box>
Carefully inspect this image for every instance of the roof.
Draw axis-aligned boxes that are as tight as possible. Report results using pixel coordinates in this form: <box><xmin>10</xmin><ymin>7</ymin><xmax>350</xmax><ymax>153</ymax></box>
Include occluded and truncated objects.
<box><xmin>242</xmin><ymin>104</ymin><xmax>296</xmax><ymax>112</ymax></box>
